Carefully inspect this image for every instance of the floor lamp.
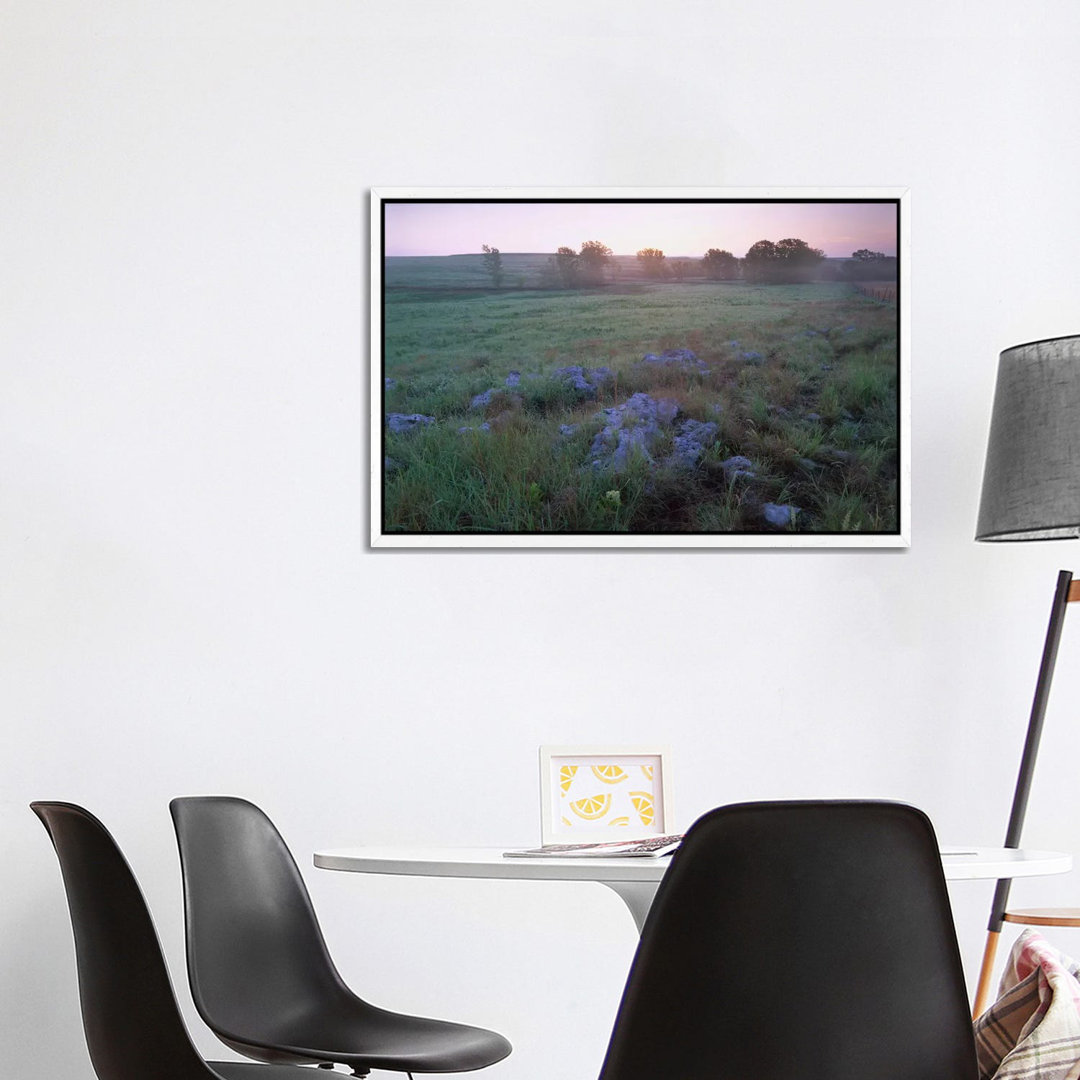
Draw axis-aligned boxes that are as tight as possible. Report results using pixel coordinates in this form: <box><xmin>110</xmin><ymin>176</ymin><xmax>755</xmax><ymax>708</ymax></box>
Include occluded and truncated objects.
<box><xmin>972</xmin><ymin>333</ymin><xmax>1080</xmax><ymax>1018</ymax></box>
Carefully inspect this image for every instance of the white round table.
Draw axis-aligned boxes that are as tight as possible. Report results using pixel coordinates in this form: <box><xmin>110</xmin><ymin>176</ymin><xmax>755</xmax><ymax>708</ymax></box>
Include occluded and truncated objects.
<box><xmin>314</xmin><ymin>845</ymin><xmax>1073</xmax><ymax>933</ymax></box>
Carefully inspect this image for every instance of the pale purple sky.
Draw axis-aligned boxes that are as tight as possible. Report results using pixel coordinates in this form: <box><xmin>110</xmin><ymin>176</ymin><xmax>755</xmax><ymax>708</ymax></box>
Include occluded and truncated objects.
<box><xmin>384</xmin><ymin>200</ymin><xmax>897</xmax><ymax>259</ymax></box>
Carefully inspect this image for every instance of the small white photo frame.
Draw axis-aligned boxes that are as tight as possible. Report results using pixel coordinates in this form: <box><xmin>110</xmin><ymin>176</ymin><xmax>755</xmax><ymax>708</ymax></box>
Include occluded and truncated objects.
<box><xmin>539</xmin><ymin>745</ymin><xmax>672</xmax><ymax>845</ymax></box>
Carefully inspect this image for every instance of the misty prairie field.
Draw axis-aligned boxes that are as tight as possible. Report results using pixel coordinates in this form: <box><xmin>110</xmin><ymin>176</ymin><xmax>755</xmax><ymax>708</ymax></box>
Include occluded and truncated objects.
<box><xmin>380</xmin><ymin>255</ymin><xmax>899</xmax><ymax>536</ymax></box>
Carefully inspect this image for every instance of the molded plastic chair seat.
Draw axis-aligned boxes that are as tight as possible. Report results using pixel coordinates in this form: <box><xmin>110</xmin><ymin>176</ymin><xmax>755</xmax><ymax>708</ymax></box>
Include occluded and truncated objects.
<box><xmin>221</xmin><ymin>998</ymin><xmax>511</xmax><ymax>1074</ymax></box>
<box><xmin>597</xmin><ymin>800</ymin><xmax>979</xmax><ymax>1080</ymax></box>
<box><xmin>31</xmin><ymin>801</ymin><xmax>321</xmax><ymax>1080</ymax></box>
<box><xmin>170</xmin><ymin>796</ymin><xmax>510</xmax><ymax>1076</ymax></box>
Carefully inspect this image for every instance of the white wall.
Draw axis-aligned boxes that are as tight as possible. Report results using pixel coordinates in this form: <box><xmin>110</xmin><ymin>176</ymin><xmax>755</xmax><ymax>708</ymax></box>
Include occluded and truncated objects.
<box><xmin>5</xmin><ymin>2</ymin><xmax>1080</xmax><ymax>1076</ymax></box>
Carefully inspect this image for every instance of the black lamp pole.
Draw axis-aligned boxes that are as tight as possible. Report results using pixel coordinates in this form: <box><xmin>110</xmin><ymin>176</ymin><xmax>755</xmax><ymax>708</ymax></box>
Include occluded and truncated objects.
<box><xmin>972</xmin><ymin>570</ymin><xmax>1074</xmax><ymax>1015</ymax></box>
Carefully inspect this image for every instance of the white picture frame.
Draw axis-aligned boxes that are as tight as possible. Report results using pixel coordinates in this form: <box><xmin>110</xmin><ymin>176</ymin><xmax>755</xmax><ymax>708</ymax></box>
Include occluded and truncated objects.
<box><xmin>538</xmin><ymin>745</ymin><xmax>673</xmax><ymax>845</ymax></box>
<box><xmin>373</xmin><ymin>186</ymin><xmax>910</xmax><ymax>549</ymax></box>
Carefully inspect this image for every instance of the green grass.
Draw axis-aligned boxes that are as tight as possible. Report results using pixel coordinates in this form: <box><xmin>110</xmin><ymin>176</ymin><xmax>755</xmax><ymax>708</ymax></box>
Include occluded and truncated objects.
<box><xmin>381</xmin><ymin>279</ymin><xmax>899</xmax><ymax>535</ymax></box>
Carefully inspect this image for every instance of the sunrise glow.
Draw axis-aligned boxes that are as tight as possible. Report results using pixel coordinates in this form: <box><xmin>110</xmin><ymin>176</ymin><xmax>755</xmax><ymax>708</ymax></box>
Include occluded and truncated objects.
<box><xmin>384</xmin><ymin>200</ymin><xmax>897</xmax><ymax>259</ymax></box>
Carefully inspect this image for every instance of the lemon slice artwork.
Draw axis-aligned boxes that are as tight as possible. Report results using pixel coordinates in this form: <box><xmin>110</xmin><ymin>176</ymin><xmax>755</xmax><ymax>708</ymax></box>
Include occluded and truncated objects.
<box><xmin>630</xmin><ymin>791</ymin><xmax>655</xmax><ymax>827</ymax></box>
<box><xmin>609</xmin><ymin>816</ymin><xmax>630</xmax><ymax>827</ymax></box>
<box><xmin>569</xmin><ymin>793</ymin><xmax>612</xmax><ymax>821</ymax></box>
<box><xmin>641</xmin><ymin>764</ymin><xmax>654</xmax><ymax>781</ymax></box>
<box><xmin>559</xmin><ymin>765</ymin><xmax>579</xmax><ymax>793</ymax></box>
<box><xmin>591</xmin><ymin>764</ymin><xmax>628</xmax><ymax>785</ymax></box>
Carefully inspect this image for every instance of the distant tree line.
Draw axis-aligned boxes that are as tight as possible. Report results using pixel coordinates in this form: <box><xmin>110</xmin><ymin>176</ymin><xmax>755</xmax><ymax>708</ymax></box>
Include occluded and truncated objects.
<box><xmin>624</xmin><ymin>238</ymin><xmax>827</xmax><ymax>284</ymax></box>
<box><xmin>478</xmin><ymin>239</ymin><xmax>895</xmax><ymax>288</ymax></box>
<box><xmin>839</xmin><ymin>248</ymin><xmax>898</xmax><ymax>281</ymax></box>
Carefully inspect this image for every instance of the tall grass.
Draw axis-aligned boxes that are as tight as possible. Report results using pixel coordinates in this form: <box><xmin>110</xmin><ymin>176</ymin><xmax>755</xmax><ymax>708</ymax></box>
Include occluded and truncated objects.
<box><xmin>382</xmin><ymin>281</ymin><xmax>899</xmax><ymax>534</ymax></box>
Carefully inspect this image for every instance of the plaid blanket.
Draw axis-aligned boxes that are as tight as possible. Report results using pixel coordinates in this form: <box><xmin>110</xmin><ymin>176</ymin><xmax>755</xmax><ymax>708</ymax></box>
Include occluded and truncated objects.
<box><xmin>975</xmin><ymin>929</ymin><xmax>1080</xmax><ymax>1079</ymax></box>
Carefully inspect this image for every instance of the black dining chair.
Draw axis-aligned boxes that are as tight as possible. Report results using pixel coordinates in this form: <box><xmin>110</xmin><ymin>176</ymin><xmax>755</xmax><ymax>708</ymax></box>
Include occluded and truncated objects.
<box><xmin>597</xmin><ymin>800</ymin><xmax>979</xmax><ymax>1080</ymax></box>
<box><xmin>30</xmin><ymin>801</ymin><xmax>318</xmax><ymax>1080</ymax></box>
<box><xmin>169</xmin><ymin>795</ymin><xmax>511</xmax><ymax>1078</ymax></box>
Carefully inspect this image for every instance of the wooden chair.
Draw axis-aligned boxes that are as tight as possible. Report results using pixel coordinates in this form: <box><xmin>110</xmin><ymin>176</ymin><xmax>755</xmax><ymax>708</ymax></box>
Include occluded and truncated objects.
<box><xmin>1004</xmin><ymin>909</ymin><xmax>1080</xmax><ymax>928</ymax></box>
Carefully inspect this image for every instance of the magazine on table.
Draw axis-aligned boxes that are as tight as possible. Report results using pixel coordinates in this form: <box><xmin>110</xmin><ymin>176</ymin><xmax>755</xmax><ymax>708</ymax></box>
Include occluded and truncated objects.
<box><xmin>503</xmin><ymin>834</ymin><xmax>683</xmax><ymax>859</ymax></box>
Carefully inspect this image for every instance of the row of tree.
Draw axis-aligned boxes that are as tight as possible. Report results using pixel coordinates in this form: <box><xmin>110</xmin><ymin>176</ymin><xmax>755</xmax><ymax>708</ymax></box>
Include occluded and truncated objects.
<box><xmin>478</xmin><ymin>240</ymin><xmax>895</xmax><ymax>287</ymax></box>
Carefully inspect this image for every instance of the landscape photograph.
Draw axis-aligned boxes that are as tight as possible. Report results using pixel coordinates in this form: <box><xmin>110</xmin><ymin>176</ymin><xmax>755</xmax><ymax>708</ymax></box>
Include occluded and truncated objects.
<box><xmin>375</xmin><ymin>192</ymin><xmax>905</xmax><ymax>546</ymax></box>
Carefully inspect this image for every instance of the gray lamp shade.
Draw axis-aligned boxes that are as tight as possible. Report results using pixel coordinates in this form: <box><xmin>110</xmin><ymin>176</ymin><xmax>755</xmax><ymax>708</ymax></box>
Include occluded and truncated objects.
<box><xmin>976</xmin><ymin>334</ymin><xmax>1080</xmax><ymax>541</ymax></box>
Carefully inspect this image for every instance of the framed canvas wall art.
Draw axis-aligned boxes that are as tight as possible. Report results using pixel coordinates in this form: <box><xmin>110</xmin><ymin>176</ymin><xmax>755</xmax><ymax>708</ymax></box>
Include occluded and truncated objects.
<box><xmin>373</xmin><ymin>187</ymin><xmax>909</xmax><ymax>548</ymax></box>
